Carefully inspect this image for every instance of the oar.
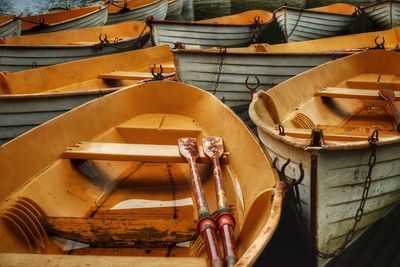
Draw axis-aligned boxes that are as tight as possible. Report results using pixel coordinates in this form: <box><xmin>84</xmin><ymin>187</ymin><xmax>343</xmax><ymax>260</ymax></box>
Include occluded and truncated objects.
<box><xmin>379</xmin><ymin>89</ymin><xmax>400</xmax><ymax>132</ymax></box>
<box><xmin>203</xmin><ymin>136</ymin><xmax>237</xmax><ymax>267</ymax></box>
<box><xmin>178</xmin><ymin>137</ymin><xmax>223</xmax><ymax>267</ymax></box>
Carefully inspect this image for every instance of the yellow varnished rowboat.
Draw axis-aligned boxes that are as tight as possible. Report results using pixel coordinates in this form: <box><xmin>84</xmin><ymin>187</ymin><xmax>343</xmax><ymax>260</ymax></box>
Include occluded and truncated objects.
<box><xmin>0</xmin><ymin>44</ymin><xmax>174</xmax><ymax>145</ymax></box>
<box><xmin>20</xmin><ymin>5</ymin><xmax>108</xmax><ymax>34</ymax></box>
<box><xmin>149</xmin><ymin>10</ymin><xmax>274</xmax><ymax>48</ymax></box>
<box><xmin>275</xmin><ymin>3</ymin><xmax>358</xmax><ymax>42</ymax></box>
<box><xmin>0</xmin><ymin>21</ymin><xmax>150</xmax><ymax>72</ymax></box>
<box><xmin>249</xmin><ymin>50</ymin><xmax>400</xmax><ymax>266</ymax></box>
<box><xmin>0</xmin><ymin>15</ymin><xmax>21</xmax><ymax>37</ymax></box>
<box><xmin>0</xmin><ymin>81</ymin><xmax>283</xmax><ymax>267</ymax></box>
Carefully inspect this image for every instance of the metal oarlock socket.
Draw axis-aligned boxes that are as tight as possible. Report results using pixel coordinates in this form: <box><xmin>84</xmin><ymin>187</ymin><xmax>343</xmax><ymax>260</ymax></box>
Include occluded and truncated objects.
<box><xmin>203</xmin><ymin>136</ymin><xmax>238</xmax><ymax>267</ymax></box>
<box><xmin>178</xmin><ymin>137</ymin><xmax>223</xmax><ymax>267</ymax></box>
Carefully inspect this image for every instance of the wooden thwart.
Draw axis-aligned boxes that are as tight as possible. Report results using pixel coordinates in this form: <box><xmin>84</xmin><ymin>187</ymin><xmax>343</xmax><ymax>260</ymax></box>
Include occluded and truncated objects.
<box><xmin>283</xmin><ymin>127</ymin><xmax>371</xmax><ymax>141</ymax></box>
<box><xmin>41</xmin><ymin>217</ymin><xmax>197</xmax><ymax>246</ymax></box>
<box><xmin>63</xmin><ymin>142</ymin><xmax>228</xmax><ymax>164</ymax></box>
<box><xmin>316</xmin><ymin>87</ymin><xmax>400</xmax><ymax>100</ymax></box>
<box><xmin>99</xmin><ymin>71</ymin><xmax>154</xmax><ymax>80</ymax></box>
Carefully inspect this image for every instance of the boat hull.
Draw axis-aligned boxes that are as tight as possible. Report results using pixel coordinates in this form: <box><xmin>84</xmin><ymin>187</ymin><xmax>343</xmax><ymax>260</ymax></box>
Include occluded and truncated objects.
<box><xmin>275</xmin><ymin>7</ymin><xmax>356</xmax><ymax>42</ymax></box>
<box><xmin>0</xmin><ymin>17</ymin><xmax>21</xmax><ymax>38</ymax></box>
<box><xmin>0</xmin><ymin>92</ymin><xmax>110</xmax><ymax>145</ymax></box>
<box><xmin>362</xmin><ymin>0</ymin><xmax>400</xmax><ymax>29</ymax></box>
<box><xmin>257</xmin><ymin>129</ymin><xmax>400</xmax><ymax>267</ymax></box>
<box><xmin>174</xmin><ymin>50</ymin><xmax>342</xmax><ymax>108</ymax></box>
<box><xmin>0</xmin><ymin>34</ymin><xmax>149</xmax><ymax>72</ymax></box>
<box><xmin>107</xmin><ymin>0</ymin><xmax>168</xmax><ymax>24</ymax></box>
<box><xmin>152</xmin><ymin>22</ymin><xmax>269</xmax><ymax>48</ymax></box>
<box><xmin>21</xmin><ymin>6</ymin><xmax>109</xmax><ymax>35</ymax></box>
<box><xmin>167</xmin><ymin>0</ymin><xmax>184</xmax><ymax>16</ymax></box>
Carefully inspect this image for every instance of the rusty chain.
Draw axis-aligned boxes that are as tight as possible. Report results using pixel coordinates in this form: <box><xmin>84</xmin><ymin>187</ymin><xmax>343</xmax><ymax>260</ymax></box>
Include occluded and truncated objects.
<box><xmin>317</xmin><ymin>129</ymin><xmax>379</xmax><ymax>259</ymax></box>
<box><xmin>212</xmin><ymin>47</ymin><xmax>226</xmax><ymax>95</ymax></box>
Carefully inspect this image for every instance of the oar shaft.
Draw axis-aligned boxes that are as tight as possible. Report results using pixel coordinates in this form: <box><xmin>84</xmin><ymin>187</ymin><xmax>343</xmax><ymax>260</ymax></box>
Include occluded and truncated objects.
<box><xmin>187</xmin><ymin>158</ymin><xmax>210</xmax><ymax>217</ymax></box>
<box><xmin>212</xmin><ymin>158</ymin><xmax>229</xmax><ymax>212</ymax></box>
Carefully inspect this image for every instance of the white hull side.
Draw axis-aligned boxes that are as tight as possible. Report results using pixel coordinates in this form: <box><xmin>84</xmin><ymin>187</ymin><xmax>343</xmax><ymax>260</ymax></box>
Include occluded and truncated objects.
<box><xmin>22</xmin><ymin>7</ymin><xmax>108</xmax><ymax>35</ymax></box>
<box><xmin>107</xmin><ymin>0</ymin><xmax>168</xmax><ymax>24</ymax></box>
<box><xmin>257</xmin><ymin>129</ymin><xmax>400</xmax><ymax>267</ymax></box>
<box><xmin>174</xmin><ymin>51</ymin><xmax>337</xmax><ymax>108</ymax></box>
<box><xmin>0</xmin><ymin>93</ymin><xmax>107</xmax><ymax>145</ymax></box>
<box><xmin>0</xmin><ymin>18</ymin><xmax>21</xmax><ymax>38</ymax></box>
<box><xmin>0</xmin><ymin>34</ymin><xmax>149</xmax><ymax>72</ymax></box>
<box><xmin>167</xmin><ymin>0</ymin><xmax>184</xmax><ymax>16</ymax></box>
<box><xmin>152</xmin><ymin>23</ymin><xmax>268</xmax><ymax>48</ymax></box>
<box><xmin>275</xmin><ymin>8</ymin><xmax>356</xmax><ymax>42</ymax></box>
<box><xmin>362</xmin><ymin>1</ymin><xmax>400</xmax><ymax>29</ymax></box>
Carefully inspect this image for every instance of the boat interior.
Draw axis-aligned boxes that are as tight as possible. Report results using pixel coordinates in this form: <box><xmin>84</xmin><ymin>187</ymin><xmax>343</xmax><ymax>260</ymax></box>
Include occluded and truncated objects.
<box><xmin>0</xmin><ymin>15</ymin><xmax>15</xmax><ymax>25</ymax></box>
<box><xmin>0</xmin><ymin>82</ymin><xmax>280</xmax><ymax>265</ymax></box>
<box><xmin>307</xmin><ymin>3</ymin><xmax>357</xmax><ymax>15</ymax></box>
<box><xmin>0</xmin><ymin>45</ymin><xmax>174</xmax><ymax>96</ymax></box>
<box><xmin>251</xmin><ymin>50</ymin><xmax>400</xmax><ymax>146</ymax></box>
<box><xmin>197</xmin><ymin>10</ymin><xmax>273</xmax><ymax>25</ymax></box>
<box><xmin>21</xmin><ymin>5</ymin><xmax>107</xmax><ymax>31</ymax></box>
<box><xmin>0</xmin><ymin>21</ymin><xmax>149</xmax><ymax>46</ymax></box>
<box><xmin>108</xmin><ymin>0</ymin><xmax>162</xmax><ymax>14</ymax></box>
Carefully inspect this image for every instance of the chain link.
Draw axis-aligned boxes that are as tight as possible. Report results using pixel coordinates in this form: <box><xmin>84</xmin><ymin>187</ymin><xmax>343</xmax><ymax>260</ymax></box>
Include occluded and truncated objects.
<box><xmin>212</xmin><ymin>47</ymin><xmax>226</xmax><ymax>95</ymax></box>
<box><xmin>317</xmin><ymin>129</ymin><xmax>379</xmax><ymax>259</ymax></box>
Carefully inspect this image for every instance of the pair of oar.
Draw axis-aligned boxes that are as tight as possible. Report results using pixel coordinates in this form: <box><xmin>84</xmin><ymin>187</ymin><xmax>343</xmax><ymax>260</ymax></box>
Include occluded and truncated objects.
<box><xmin>178</xmin><ymin>137</ymin><xmax>237</xmax><ymax>267</ymax></box>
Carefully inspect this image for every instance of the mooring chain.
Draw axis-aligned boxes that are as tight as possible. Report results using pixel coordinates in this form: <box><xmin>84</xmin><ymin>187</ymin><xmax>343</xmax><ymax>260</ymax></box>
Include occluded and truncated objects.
<box><xmin>317</xmin><ymin>129</ymin><xmax>379</xmax><ymax>259</ymax></box>
<box><xmin>212</xmin><ymin>47</ymin><xmax>227</xmax><ymax>95</ymax></box>
<box><xmin>286</xmin><ymin>7</ymin><xmax>304</xmax><ymax>40</ymax></box>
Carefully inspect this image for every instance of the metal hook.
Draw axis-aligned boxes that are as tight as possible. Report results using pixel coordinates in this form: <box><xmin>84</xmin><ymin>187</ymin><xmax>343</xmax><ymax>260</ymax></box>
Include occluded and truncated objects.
<box><xmin>31</xmin><ymin>61</ymin><xmax>38</xmax><ymax>69</ymax></box>
<box><xmin>151</xmin><ymin>64</ymin><xmax>164</xmax><ymax>80</ymax></box>
<box><xmin>278</xmin><ymin>124</ymin><xmax>285</xmax><ymax>136</ymax></box>
<box><xmin>374</xmin><ymin>36</ymin><xmax>385</xmax><ymax>49</ymax></box>
<box><xmin>254</xmin><ymin>15</ymin><xmax>261</xmax><ymax>24</ymax></box>
<box><xmin>280</xmin><ymin>159</ymin><xmax>304</xmax><ymax>186</ymax></box>
<box><xmin>368</xmin><ymin>129</ymin><xmax>379</xmax><ymax>145</ymax></box>
<box><xmin>245</xmin><ymin>75</ymin><xmax>260</xmax><ymax>96</ymax></box>
<box><xmin>173</xmin><ymin>42</ymin><xmax>185</xmax><ymax>49</ymax></box>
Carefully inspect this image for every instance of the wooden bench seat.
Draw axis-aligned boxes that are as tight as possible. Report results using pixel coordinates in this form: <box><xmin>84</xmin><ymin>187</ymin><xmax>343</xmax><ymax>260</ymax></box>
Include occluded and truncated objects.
<box><xmin>63</xmin><ymin>142</ymin><xmax>228</xmax><ymax>164</ymax></box>
<box><xmin>316</xmin><ymin>87</ymin><xmax>400</xmax><ymax>100</ymax></box>
<box><xmin>345</xmin><ymin>74</ymin><xmax>400</xmax><ymax>90</ymax></box>
<box><xmin>99</xmin><ymin>71</ymin><xmax>154</xmax><ymax>80</ymax></box>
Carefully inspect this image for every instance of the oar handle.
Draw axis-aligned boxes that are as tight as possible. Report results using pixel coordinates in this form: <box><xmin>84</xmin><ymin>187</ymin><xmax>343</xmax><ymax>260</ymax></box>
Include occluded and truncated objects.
<box><xmin>217</xmin><ymin>213</ymin><xmax>237</xmax><ymax>267</ymax></box>
<box><xmin>198</xmin><ymin>217</ymin><xmax>224</xmax><ymax>267</ymax></box>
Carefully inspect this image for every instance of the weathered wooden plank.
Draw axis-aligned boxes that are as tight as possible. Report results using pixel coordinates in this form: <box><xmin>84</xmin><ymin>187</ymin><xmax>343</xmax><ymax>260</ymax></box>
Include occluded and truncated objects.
<box><xmin>316</xmin><ymin>87</ymin><xmax>400</xmax><ymax>100</ymax></box>
<box><xmin>41</xmin><ymin>216</ymin><xmax>197</xmax><ymax>246</ymax></box>
<box><xmin>0</xmin><ymin>253</ymin><xmax>207</xmax><ymax>267</ymax></box>
<box><xmin>63</xmin><ymin>142</ymin><xmax>228</xmax><ymax>164</ymax></box>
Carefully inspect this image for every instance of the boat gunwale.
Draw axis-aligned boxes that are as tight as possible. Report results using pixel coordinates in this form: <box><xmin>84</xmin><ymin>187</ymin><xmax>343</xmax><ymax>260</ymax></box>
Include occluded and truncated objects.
<box><xmin>0</xmin><ymin>15</ymin><xmax>17</xmax><ymax>27</ymax></box>
<box><xmin>0</xmin><ymin>88</ymin><xmax>119</xmax><ymax>99</ymax></box>
<box><xmin>172</xmin><ymin>48</ymin><xmax>355</xmax><ymax>56</ymax></box>
<box><xmin>21</xmin><ymin>4</ymin><xmax>108</xmax><ymax>31</ymax></box>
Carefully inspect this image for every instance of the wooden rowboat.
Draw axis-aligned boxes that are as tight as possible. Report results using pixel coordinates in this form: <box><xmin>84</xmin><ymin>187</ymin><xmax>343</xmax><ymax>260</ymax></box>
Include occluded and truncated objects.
<box><xmin>106</xmin><ymin>0</ymin><xmax>168</xmax><ymax>25</ymax></box>
<box><xmin>167</xmin><ymin>0</ymin><xmax>184</xmax><ymax>16</ymax></box>
<box><xmin>149</xmin><ymin>10</ymin><xmax>274</xmax><ymax>48</ymax></box>
<box><xmin>20</xmin><ymin>5</ymin><xmax>108</xmax><ymax>35</ymax></box>
<box><xmin>0</xmin><ymin>15</ymin><xmax>21</xmax><ymax>38</ymax></box>
<box><xmin>174</xmin><ymin>27</ymin><xmax>400</xmax><ymax>110</ymax></box>
<box><xmin>249</xmin><ymin>49</ymin><xmax>400</xmax><ymax>266</ymax></box>
<box><xmin>0</xmin><ymin>44</ymin><xmax>174</xmax><ymax>145</ymax></box>
<box><xmin>0</xmin><ymin>80</ymin><xmax>283</xmax><ymax>267</ymax></box>
<box><xmin>0</xmin><ymin>21</ymin><xmax>150</xmax><ymax>72</ymax></box>
<box><xmin>275</xmin><ymin>3</ymin><xmax>358</xmax><ymax>42</ymax></box>
<box><xmin>361</xmin><ymin>0</ymin><xmax>400</xmax><ymax>29</ymax></box>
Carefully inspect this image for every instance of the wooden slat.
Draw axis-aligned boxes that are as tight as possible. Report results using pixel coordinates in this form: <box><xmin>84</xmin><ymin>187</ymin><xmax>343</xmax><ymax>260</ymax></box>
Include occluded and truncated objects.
<box><xmin>316</xmin><ymin>87</ymin><xmax>400</xmax><ymax>100</ymax></box>
<box><xmin>41</xmin><ymin>217</ymin><xmax>196</xmax><ymax>246</ymax></box>
<box><xmin>99</xmin><ymin>71</ymin><xmax>153</xmax><ymax>80</ymax></box>
<box><xmin>283</xmin><ymin>128</ymin><xmax>371</xmax><ymax>141</ymax></box>
<box><xmin>0</xmin><ymin>253</ymin><xmax>207</xmax><ymax>267</ymax></box>
<box><xmin>63</xmin><ymin>142</ymin><xmax>228</xmax><ymax>164</ymax></box>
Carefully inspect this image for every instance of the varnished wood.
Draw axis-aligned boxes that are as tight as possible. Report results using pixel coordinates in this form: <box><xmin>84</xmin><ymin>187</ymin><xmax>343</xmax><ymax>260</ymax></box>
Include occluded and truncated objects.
<box><xmin>63</xmin><ymin>142</ymin><xmax>228</xmax><ymax>164</ymax></box>
<box><xmin>41</xmin><ymin>216</ymin><xmax>196</xmax><ymax>246</ymax></box>
<box><xmin>316</xmin><ymin>87</ymin><xmax>400</xmax><ymax>100</ymax></box>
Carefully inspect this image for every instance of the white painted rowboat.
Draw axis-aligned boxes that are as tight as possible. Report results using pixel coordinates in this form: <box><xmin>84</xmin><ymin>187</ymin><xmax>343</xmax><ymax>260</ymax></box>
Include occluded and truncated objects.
<box><xmin>0</xmin><ymin>21</ymin><xmax>150</xmax><ymax>72</ymax></box>
<box><xmin>106</xmin><ymin>0</ymin><xmax>168</xmax><ymax>25</ymax></box>
<box><xmin>167</xmin><ymin>0</ymin><xmax>184</xmax><ymax>16</ymax></box>
<box><xmin>361</xmin><ymin>0</ymin><xmax>400</xmax><ymax>29</ymax></box>
<box><xmin>0</xmin><ymin>80</ymin><xmax>283</xmax><ymax>267</ymax></box>
<box><xmin>0</xmin><ymin>44</ymin><xmax>173</xmax><ymax>145</ymax></box>
<box><xmin>249</xmin><ymin>49</ymin><xmax>400</xmax><ymax>266</ymax></box>
<box><xmin>274</xmin><ymin>3</ymin><xmax>358</xmax><ymax>42</ymax></box>
<box><xmin>174</xmin><ymin>27</ymin><xmax>400</xmax><ymax>109</ymax></box>
<box><xmin>149</xmin><ymin>10</ymin><xmax>274</xmax><ymax>48</ymax></box>
<box><xmin>20</xmin><ymin>5</ymin><xmax>108</xmax><ymax>35</ymax></box>
<box><xmin>0</xmin><ymin>15</ymin><xmax>21</xmax><ymax>38</ymax></box>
